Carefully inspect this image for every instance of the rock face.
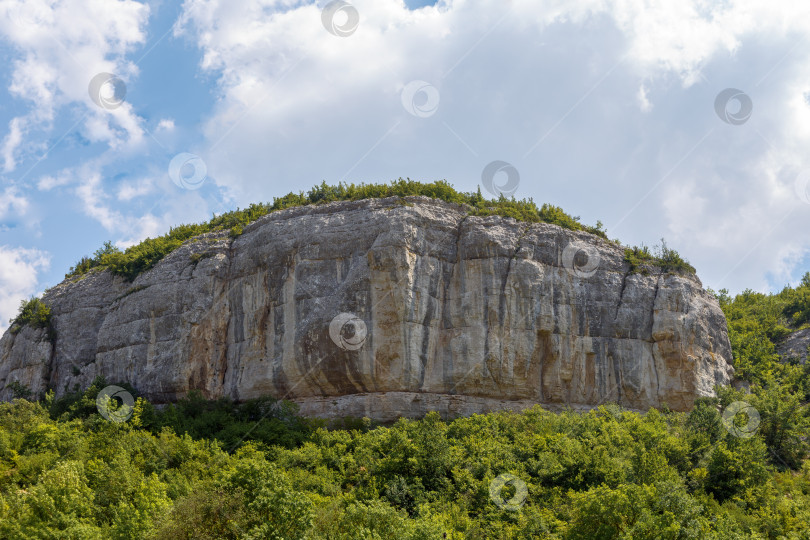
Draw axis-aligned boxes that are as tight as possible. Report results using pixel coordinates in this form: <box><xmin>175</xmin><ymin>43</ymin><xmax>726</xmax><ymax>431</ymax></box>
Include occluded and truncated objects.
<box><xmin>0</xmin><ymin>197</ymin><xmax>734</xmax><ymax>420</ymax></box>
<box><xmin>777</xmin><ymin>328</ymin><xmax>810</xmax><ymax>364</ymax></box>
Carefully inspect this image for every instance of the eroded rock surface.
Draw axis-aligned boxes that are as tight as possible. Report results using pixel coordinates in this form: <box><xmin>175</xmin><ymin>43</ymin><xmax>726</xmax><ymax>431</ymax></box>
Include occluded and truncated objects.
<box><xmin>0</xmin><ymin>197</ymin><xmax>733</xmax><ymax>420</ymax></box>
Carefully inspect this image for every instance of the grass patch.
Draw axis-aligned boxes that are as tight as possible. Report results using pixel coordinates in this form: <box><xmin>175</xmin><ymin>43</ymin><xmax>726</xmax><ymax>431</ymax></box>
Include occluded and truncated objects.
<box><xmin>624</xmin><ymin>238</ymin><xmax>695</xmax><ymax>275</ymax></box>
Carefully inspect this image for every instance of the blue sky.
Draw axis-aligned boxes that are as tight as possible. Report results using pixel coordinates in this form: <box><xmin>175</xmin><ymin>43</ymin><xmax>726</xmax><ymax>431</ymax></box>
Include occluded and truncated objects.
<box><xmin>2</xmin><ymin>0</ymin><xmax>810</xmax><ymax>329</ymax></box>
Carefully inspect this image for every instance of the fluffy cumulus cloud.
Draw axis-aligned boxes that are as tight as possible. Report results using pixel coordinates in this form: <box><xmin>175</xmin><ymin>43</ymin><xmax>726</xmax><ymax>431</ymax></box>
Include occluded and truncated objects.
<box><xmin>0</xmin><ymin>0</ymin><xmax>156</xmax><ymax>314</ymax></box>
<box><xmin>171</xmin><ymin>0</ymin><xmax>810</xmax><ymax>293</ymax></box>
<box><xmin>0</xmin><ymin>246</ymin><xmax>50</xmax><ymax>332</ymax></box>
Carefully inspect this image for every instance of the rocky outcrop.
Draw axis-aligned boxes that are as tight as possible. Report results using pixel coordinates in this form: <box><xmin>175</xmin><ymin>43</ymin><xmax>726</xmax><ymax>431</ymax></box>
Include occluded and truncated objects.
<box><xmin>777</xmin><ymin>328</ymin><xmax>810</xmax><ymax>364</ymax></box>
<box><xmin>0</xmin><ymin>196</ymin><xmax>733</xmax><ymax>420</ymax></box>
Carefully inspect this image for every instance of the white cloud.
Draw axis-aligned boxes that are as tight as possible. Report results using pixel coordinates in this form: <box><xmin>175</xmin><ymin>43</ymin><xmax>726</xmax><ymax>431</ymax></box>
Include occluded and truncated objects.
<box><xmin>117</xmin><ymin>176</ymin><xmax>155</xmax><ymax>201</ymax></box>
<box><xmin>0</xmin><ymin>0</ymin><xmax>161</xmax><ymax>268</ymax></box>
<box><xmin>0</xmin><ymin>0</ymin><xmax>151</xmax><ymax>172</ymax></box>
<box><xmin>36</xmin><ymin>170</ymin><xmax>72</xmax><ymax>191</ymax></box>
<box><xmin>637</xmin><ymin>84</ymin><xmax>651</xmax><ymax>112</ymax></box>
<box><xmin>3</xmin><ymin>0</ymin><xmax>810</xmax><ymax>299</ymax></box>
<box><xmin>75</xmin><ymin>171</ymin><xmax>119</xmax><ymax>231</ymax></box>
<box><xmin>0</xmin><ymin>245</ymin><xmax>50</xmax><ymax>332</ymax></box>
<box><xmin>0</xmin><ymin>186</ymin><xmax>28</xmax><ymax>218</ymax></box>
<box><xmin>1</xmin><ymin>117</ymin><xmax>24</xmax><ymax>172</ymax></box>
<box><xmin>70</xmin><ymin>162</ymin><xmax>187</xmax><ymax>247</ymax></box>
<box><xmin>157</xmin><ymin>118</ymin><xmax>175</xmax><ymax>132</ymax></box>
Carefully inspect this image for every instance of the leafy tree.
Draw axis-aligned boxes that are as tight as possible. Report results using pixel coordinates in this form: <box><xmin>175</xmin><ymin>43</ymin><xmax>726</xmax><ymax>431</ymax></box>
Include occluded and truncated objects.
<box><xmin>566</xmin><ymin>481</ymin><xmax>705</xmax><ymax>540</ymax></box>
<box><xmin>219</xmin><ymin>447</ymin><xmax>314</xmax><ymax>539</ymax></box>
<box><xmin>748</xmin><ymin>383</ymin><xmax>809</xmax><ymax>469</ymax></box>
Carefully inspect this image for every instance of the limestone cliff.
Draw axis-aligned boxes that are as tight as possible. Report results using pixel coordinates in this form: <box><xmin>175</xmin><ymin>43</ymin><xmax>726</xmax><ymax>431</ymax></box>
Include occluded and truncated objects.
<box><xmin>0</xmin><ymin>196</ymin><xmax>733</xmax><ymax>420</ymax></box>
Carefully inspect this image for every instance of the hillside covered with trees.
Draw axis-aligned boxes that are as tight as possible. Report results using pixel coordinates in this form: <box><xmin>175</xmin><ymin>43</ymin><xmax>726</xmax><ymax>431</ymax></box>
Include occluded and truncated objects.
<box><xmin>0</xmin><ymin>371</ymin><xmax>808</xmax><ymax>539</ymax></box>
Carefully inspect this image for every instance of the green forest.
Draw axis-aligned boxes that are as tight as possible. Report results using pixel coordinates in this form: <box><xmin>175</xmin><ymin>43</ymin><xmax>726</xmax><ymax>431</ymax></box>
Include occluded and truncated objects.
<box><xmin>2</xmin><ymin>368</ymin><xmax>810</xmax><ymax>539</ymax></box>
<box><xmin>3</xmin><ymin>186</ymin><xmax>810</xmax><ymax>538</ymax></box>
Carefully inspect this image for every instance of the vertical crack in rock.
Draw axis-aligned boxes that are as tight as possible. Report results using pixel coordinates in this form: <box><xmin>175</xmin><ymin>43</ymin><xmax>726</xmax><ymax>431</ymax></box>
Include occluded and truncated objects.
<box><xmin>218</xmin><ymin>238</ymin><xmax>237</xmax><ymax>398</ymax></box>
<box><xmin>649</xmin><ymin>274</ymin><xmax>663</xmax><ymax>402</ymax></box>
<box><xmin>609</xmin><ymin>349</ymin><xmax>622</xmax><ymax>405</ymax></box>
<box><xmin>614</xmin><ymin>267</ymin><xmax>631</xmax><ymax>324</ymax></box>
<box><xmin>270</xmin><ymin>259</ymin><xmax>293</xmax><ymax>398</ymax></box>
<box><xmin>649</xmin><ymin>273</ymin><xmax>662</xmax><ymax>338</ymax></box>
<box><xmin>45</xmin><ymin>329</ymin><xmax>57</xmax><ymax>394</ymax></box>
<box><xmin>499</xmin><ymin>222</ymin><xmax>532</xmax><ymax>326</ymax></box>
<box><xmin>652</xmin><ymin>339</ymin><xmax>661</xmax><ymax>399</ymax></box>
<box><xmin>417</xmin><ymin>227</ymin><xmax>447</xmax><ymax>391</ymax></box>
<box><xmin>219</xmin><ymin>290</ymin><xmax>232</xmax><ymax>397</ymax></box>
<box><xmin>492</xmin><ymin>222</ymin><xmax>533</xmax><ymax>393</ymax></box>
<box><xmin>440</xmin><ymin>214</ymin><xmax>469</xmax><ymax>393</ymax></box>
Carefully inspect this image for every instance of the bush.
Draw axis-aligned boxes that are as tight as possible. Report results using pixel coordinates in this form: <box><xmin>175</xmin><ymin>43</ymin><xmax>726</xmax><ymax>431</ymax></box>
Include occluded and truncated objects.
<box><xmin>783</xmin><ymin>272</ymin><xmax>810</xmax><ymax>327</ymax></box>
<box><xmin>7</xmin><ymin>381</ymin><xmax>32</xmax><ymax>400</ymax></box>
<box><xmin>624</xmin><ymin>238</ymin><xmax>695</xmax><ymax>275</ymax></box>
<box><xmin>149</xmin><ymin>390</ymin><xmax>316</xmax><ymax>450</ymax></box>
<box><xmin>8</xmin><ymin>297</ymin><xmax>53</xmax><ymax>339</ymax></box>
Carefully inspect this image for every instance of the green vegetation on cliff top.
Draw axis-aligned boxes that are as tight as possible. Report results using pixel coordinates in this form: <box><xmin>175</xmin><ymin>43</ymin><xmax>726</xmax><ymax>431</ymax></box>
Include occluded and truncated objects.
<box><xmin>11</xmin><ymin>179</ymin><xmax>697</xmax><ymax>339</ymax></box>
<box><xmin>62</xmin><ymin>179</ymin><xmax>692</xmax><ymax>283</ymax></box>
<box><xmin>7</xmin><ymin>297</ymin><xmax>53</xmax><ymax>340</ymax></box>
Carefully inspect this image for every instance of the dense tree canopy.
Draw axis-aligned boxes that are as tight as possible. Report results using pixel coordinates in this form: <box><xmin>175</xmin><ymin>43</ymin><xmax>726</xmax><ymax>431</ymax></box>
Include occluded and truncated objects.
<box><xmin>0</xmin><ymin>369</ymin><xmax>809</xmax><ymax>538</ymax></box>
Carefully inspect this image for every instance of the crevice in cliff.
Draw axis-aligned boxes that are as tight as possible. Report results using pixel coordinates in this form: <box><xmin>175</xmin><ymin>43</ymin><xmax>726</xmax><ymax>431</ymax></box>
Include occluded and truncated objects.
<box><xmin>453</xmin><ymin>215</ymin><xmax>469</xmax><ymax>269</ymax></box>
<box><xmin>498</xmin><ymin>222</ymin><xmax>532</xmax><ymax>326</ymax></box>
<box><xmin>437</xmin><ymin>214</ymin><xmax>470</xmax><ymax>391</ymax></box>
<box><xmin>648</xmin><ymin>273</ymin><xmax>662</xmax><ymax>339</ymax></box>
<box><xmin>649</xmin><ymin>274</ymin><xmax>663</xmax><ymax>399</ymax></box>
<box><xmin>608</xmin><ymin>350</ymin><xmax>623</xmax><ymax>406</ymax></box>
<box><xmin>219</xmin><ymin>306</ymin><xmax>231</xmax><ymax>392</ymax></box>
<box><xmin>44</xmin><ymin>327</ymin><xmax>58</xmax><ymax>394</ymax></box>
<box><xmin>613</xmin><ymin>267</ymin><xmax>631</xmax><ymax>323</ymax></box>
<box><xmin>490</xmin><ymin>222</ymin><xmax>532</xmax><ymax>391</ymax></box>
<box><xmin>215</xmin><ymin>239</ymin><xmax>237</xmax><ymax>395</ymax></box>
<box><xmin>449</xmin><ymin>214</ymin><xmax>470</xmax><ymax>296</ymax></box>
